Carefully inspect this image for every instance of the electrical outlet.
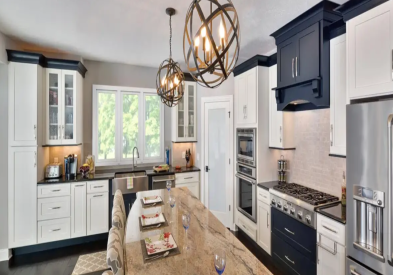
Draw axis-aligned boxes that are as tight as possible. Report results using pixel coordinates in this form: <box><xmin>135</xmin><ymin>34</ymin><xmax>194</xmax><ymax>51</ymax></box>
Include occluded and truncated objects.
<box><xmin>182</xmin><ymin>152</ymin><xmax>186</xmax><ymax>159</ymax></box>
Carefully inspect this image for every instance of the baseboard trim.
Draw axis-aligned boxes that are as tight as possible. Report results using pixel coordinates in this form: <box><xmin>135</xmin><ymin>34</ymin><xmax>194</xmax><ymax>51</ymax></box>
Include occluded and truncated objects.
<box><xmin>0</xmin><ymin>249</ymin><xmax>11</xmax><ymax>262</ymax></box>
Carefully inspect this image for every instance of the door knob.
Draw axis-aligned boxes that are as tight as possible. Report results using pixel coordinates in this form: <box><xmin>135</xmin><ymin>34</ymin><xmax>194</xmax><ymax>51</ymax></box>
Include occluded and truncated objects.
<box><xmin>205</xmin><ymin>166</ymin><xmax>210</xmax><ymax>172</ymax></box>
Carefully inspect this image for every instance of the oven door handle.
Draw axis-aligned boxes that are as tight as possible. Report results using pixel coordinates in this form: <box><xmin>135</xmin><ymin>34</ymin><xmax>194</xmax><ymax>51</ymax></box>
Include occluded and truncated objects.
<box><xmin>235</xmin><ymin>173</ymin><xmax>256</xmax><ymax>184</ymax></box>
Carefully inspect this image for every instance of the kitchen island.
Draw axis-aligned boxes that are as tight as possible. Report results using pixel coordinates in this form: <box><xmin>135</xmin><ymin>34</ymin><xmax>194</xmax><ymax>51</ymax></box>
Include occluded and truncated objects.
<box><xmin>124</xmin><ymin>187</ymin><xmax>272</xmax><ymax>274</ymax></box>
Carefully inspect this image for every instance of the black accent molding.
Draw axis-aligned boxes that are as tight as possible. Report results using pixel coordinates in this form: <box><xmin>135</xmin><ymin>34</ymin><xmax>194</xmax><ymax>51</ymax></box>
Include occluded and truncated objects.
<box><xmin>329</xmin><ymin>153</ymin><xmax>346</xmax><ymax>158</ymax></box>
<box><xmin>334</xmin><ymin>0</ymin><xmax>388</xmax><ymax>22</ymax></box>
<box><xmin>269</xmin><ymin>147</ymin><xmax>296</xmax><ymax>151</ymax></box>
<box><xmin>270</xmin><ymin>1</ymin><xmax>341</xmax><ymax>45</ymax></box>
<box><xmin>42</xmin><ymin>143</ymin><xmax>82</xmax><ymax>147</ymax></box>
<box><xmin>233</xmin><ymin>54</ymin><xmax>277</xmax><ymax>76</ymax></box>
<box><xmin>13</xmin><ymin>233</ymin><xmax>107</xmax><ymax>255</ymax></box>
<box><xmin>328</xmin><ymin>19</ymin><xmax>346</xmax><ymax>39</ymax></box>
<box><xmin>184</xmin><ymin>72</ymin><xmax>196</xmax><ymax>82</ymax></box>
<box><xmin>7</xmin><ymin>50</ymin><xmax>88</xmax><ymax>78</ymax></box>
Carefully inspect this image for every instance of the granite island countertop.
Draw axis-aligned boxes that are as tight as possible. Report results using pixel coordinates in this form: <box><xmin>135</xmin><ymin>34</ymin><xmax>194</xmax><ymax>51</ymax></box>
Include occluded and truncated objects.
<box><xmin>124</xmin><ymin>187</ymin><xmax>272</xmax><ymax>274</ymax></box>
<box><xmin>38</xmin><ymin>166</ymin><xmax>201</xmax><ymax>184</ymax></box>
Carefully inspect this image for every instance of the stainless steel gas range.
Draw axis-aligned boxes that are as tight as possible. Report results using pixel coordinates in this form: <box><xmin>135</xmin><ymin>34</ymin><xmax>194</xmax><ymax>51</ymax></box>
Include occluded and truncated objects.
<box><xmin>269</xmin><ymin>183</ymin><xmax>339</xmax><ymax>275</ymax></box>
<box><xmin>270</xmin><ymin>183</ymin><xmax>339</xmax><ymax>228</ymax></box>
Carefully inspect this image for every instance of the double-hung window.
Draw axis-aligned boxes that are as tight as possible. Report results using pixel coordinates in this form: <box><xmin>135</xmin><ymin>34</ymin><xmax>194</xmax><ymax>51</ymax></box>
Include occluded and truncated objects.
<box><xmin>93</xmin><ymin>85</ymin><xmax>164</xmax><ymax>166</ymax></box>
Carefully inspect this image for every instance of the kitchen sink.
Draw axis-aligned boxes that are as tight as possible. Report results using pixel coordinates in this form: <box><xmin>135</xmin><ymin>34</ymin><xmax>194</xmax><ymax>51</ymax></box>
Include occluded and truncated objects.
<box><xmin>114</xmin><ymin>170</ymin><xmax>146</xmax><ymax>178</ymax></box>
<box><xmin>112</xmin><ymin>170</ymin><xmax>148</xmax><ymax>193</ymax></box>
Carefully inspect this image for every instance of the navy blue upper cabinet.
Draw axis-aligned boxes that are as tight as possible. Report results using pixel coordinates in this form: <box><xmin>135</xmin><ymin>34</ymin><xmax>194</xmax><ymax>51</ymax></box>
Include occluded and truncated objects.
<box><xmin>271</xmin><ymin>1</ymin><xmax>342</xmax><ymax>111</ymax></box>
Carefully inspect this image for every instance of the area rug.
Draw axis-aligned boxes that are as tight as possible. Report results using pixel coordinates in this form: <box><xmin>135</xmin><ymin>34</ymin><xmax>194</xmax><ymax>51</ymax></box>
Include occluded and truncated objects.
<box><xmin>72</xmin><ymin>251</ymin><xmax>108</xmax><ymax>275</ymax></box>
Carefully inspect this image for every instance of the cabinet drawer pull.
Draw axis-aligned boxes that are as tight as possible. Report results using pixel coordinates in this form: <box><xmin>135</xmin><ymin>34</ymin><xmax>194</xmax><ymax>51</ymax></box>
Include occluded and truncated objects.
<box><xmin>284</xmin><ymin>228</ymin><xmax>295</xmax><ymax>235</ymax></box>
<box><xmin>75</xmin><ymin>185</ymin><xmax>84</xmax><ymax>187</ymax></box>
<box><xmin>285</xmin><ymin>255</ymin><xmax>295</xmax><ymax>265</ymax></box>
<box><xmin>50</xmin><ymin>228</ymin><xmax>61</xmax><ymax>232</ymax></box>
<box><xmin>350</xmin><ymin>267</ymin><xmax>362</xmax><ymax>275</ymax></box>
<box><xmin>52</xmin><ymin>189</ymin><xmax>61</xmax><ymax>192</ymax></box>
<box><xmin>292</xmin><ymin>58</ymin><xmax>295</xmax><ymax>78</ymax></box>
<box><xmin>184</xmin><ymin>177</ymin><xmax>193</xmax><ymax>180</ymax></box>
<box><xmin>242</xmin><ymin>224</ymin><xmax>248</xmax><ymax>230</ymax></box>
<box><xmin>93</xmin><ymin>194</ymin><xmax>103</xmax><ymax>197</ymax></box>
<box><xmin>93</xmin><ymin>186</ymin><xmax>104</xmax><ymax>188</ymax></box>
<box><xmin>322</xmin><ymin>225</ymin><xmax>337</xmax><ymax>234</ymax></box>
<box><xmin>49</xmin><ymin>207</ymin><xmax>61</xmax><ymax>210</ymax></box>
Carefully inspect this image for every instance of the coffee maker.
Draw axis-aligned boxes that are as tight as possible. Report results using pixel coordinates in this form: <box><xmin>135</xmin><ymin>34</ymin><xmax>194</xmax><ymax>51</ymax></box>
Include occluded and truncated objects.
<box><xmin>64</xmin><ymin>154</ymin><xmax>78</xmax><ymax>180</ymax></box>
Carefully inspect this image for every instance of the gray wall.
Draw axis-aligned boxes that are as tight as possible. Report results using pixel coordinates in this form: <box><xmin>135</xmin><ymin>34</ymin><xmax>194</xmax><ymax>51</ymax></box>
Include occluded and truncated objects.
<box><xmin>82</xmin><ymin>60</ymin><xmax>172</xmax><ymax>159</ymax></box>
<box><xmin>0</xmin><ymin>63</ymin><xmax>8</xmax><ymax>251</ymax></box>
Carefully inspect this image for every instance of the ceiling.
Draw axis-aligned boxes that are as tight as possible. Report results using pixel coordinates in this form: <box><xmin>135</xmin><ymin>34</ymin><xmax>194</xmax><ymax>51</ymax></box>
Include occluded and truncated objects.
<box><xmin>0</xmin><ymin>0</ymin><xmax>347</xmax><ymax>68</ymax></box>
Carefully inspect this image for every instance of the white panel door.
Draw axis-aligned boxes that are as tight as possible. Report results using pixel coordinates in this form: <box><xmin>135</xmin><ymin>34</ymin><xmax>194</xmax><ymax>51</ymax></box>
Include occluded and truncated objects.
<box><xmin>9</xmin><ymin>62</ymin><xmax>38</xmax><ymax>146</ymax></box>
<box><xmin>330</xmin><ymin>34</ymin><xmax>347</xmax><ymax>156</ymax></box>
<box><xmin>87</xmin><ymin>192</ymin><xmax>109</xmax><ymax>235</ymax></box>
<box><xmin>204</xmin><ymin>101</ymin><xmax>232</xmax><ymax>227</ymax></box>
<box><xmin>257</xmin><ymin>200</ymin><xmax>271</xmax><ymax>255</ymax></box>
<box><xmin>269</xmin><ymin>65</ymin><xmax>282</xmax><ymax>148</ymax></box>
<box><xmin>8</xmin><ymin>147</ymin><xmax>37</xmax><ymax>248</ymax></box>
<box><xmin>347</xmin><ymin>0</ymin><xmax>393</xmax><ymax>99</ymax></box>
<box><xmin>245</xmin><ymin>68</ymin><xmax>257</xmax><ymax>125</ymax></box>
<box><xmin>71</xmin><ymin>182</ymin><xmax>87</xmax><ymax>238</ymax></box>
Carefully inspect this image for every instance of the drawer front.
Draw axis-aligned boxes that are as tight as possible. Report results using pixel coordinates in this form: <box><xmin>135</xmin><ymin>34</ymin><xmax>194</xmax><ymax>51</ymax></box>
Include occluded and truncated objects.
<box><xmin>37</xmin><ymin>218</ymin><xmax>71</xmax><ymax>244</ymax></box>
<box><xmin>317</xmin><ymin>213</ymin><xmax>345</xmax><ymax>246</ymax></box>
<box><xmin>237</xmin><ymin>215</ymin><xmax>257</xmax><ymax>241</ymax></box>
<box><xmin>346</xmin><ymin>257</ymin><xmax>378</xmax><ymax>275</ymax></box>
<box><xmin>37</xmin><ymin>184</ymin><xmax>70</xmax><ymax>198</ymax></box>
<box><xmin>257</xmin><ymin>187</ymin><xmax>270</xmax><ymax>204</ymax></box>
<box><xmin>272</xmin><ymin>233</ymin><xmax>316</xmax><ymax>275</ymax></box>
<box><xmin>38</xmin><ymin>196</ymin><xmax>70</xmax><ymax>221</ymax></box>
<box><xmin>87</xmin><ymin>180</ymin><xmax>109</xmax><ymax>194</ymax></box>
<box><xmin>272</xmin><ymin>208</ymin><xmax>316</xmax><ymax>262</ymax></box>
<box><xmin>175</xmin><ymin>172</ymin><xmax>200</xmax><ymax>184</ymax></box>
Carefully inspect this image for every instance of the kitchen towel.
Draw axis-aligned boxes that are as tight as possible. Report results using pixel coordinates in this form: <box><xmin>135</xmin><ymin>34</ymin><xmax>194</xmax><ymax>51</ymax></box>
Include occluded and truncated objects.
<box><xmin>127</xmin><ymin>177</ymin><xmax>133</xmax><ymax>189</ymax></box>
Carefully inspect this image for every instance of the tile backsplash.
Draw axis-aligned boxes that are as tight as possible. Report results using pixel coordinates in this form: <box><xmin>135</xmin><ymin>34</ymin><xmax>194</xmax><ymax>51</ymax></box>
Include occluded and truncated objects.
<box><xmin>49</xmin><ymin>145</ymin><xmax>83</xmax><ymax>174</ymax></box>
<box><xmin>171</xmin><ymin>143</ymin><xmax>196</xmax><ymax>167</ymax></box>
<box><xmin>272</xmin><ymin>109</ymin><xmax>346</xmax><ymax>198</ymax></box>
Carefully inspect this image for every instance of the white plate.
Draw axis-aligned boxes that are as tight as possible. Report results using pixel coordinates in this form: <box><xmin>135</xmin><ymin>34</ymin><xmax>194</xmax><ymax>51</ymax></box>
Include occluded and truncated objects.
<box><xmin>143</xmin><ymin>196</ymin><xmax>163</xmax><ymax>204</ymax></box>
<box><xmin>144</xmin><ymin>232</ymin><xmax>177</xmax><ymax>255</ymax></box>
<box><xmin>141</xmin><ymin>213</ymin><xmax>165</xmax><ymax>226</ymax></box>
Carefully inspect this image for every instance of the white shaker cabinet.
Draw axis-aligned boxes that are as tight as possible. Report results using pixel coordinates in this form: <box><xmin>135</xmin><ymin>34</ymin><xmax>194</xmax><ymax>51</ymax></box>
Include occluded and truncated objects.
<box><xmin>87</xmin><ymin>192</ymin><xmax>109</xmax><ymax>235</ymax></box>
<box><xmin>175</xmin><ymin>172</ymin><xmax>200</xmax><ymax>199</ymax></box>
<box><xmin>268</xmin><ymin>65</ymin><xmax>295</xmax><ymax>149</ymax></box>
<box><xmin>257</xmin><ymin>199</ymin><xmax>271</xmax><ymax>255</ymax></box>
<box><xmin>235</xmin><ymin>67</ymin><xmax>257</xmax><ymax>126</ymax></box>
<box><xmin>330</xmin><ymin>34</ymin><xmax>347</xmax><ymax>156</ymax></box>
<box><xmin>8</xmin><ymin>147</ymin><xmax>37</xmax><ymax>248</ymax></box>
<box><xmin>45</xmin><ymin>69</ymin><xmax>83</xmax><ymax>145</ymax></box>
<box><xmin>172</xmin><ymin>81</ymin><xmax>197</xmax><ymax>142</ymax></box>
<box><xmin>347</xmin><ymin>0</ymin><xmax>393</xmax><ymax>100</ymax></box>
<box><xmin>71</xmin><ymin>182</ymin><xmax>87</xmax><ymax>238</ymax></box>
<box><xmin>8</xmin><ymin>62</ymin><xmax>43</xmax><ymax>147</ymax></box>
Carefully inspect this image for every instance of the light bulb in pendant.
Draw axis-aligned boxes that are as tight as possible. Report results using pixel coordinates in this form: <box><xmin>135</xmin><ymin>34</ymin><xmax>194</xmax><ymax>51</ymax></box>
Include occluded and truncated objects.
<box><xmin>174</xmin><ymin>75</ymin><xmax>179</xmax><ymax>86</ymax></box>
<box><xmin>161</xmin><ymin>76</ymin><xmax>166</xmax><ymax>86</ymax></box>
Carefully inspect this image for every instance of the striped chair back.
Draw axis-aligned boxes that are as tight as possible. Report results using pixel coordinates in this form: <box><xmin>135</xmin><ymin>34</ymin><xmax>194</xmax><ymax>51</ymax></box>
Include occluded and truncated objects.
<box><xmin>106</xmin><ymin>226</ymin><xmax>124</xmax><ymax>275</ymax></box>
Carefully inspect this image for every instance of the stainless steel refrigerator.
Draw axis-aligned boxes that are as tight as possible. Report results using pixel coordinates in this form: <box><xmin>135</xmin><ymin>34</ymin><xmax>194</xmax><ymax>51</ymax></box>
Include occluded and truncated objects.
<box><xmin>347</xmin><ymin>100</ymin><xmax>393</xmax><ymax>275</ymax></box>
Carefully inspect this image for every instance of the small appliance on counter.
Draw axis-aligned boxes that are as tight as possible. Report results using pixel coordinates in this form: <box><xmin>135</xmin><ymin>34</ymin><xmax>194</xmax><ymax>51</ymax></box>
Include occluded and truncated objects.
<box><xmin>64</xmin><ymin>154</ymin><xmax>78</xmax><ymax>180</ymax></box>
<box><xmin>45</xmin><ymin>163</ymin><xmax>63</xmax><ymax>179</ymax></box>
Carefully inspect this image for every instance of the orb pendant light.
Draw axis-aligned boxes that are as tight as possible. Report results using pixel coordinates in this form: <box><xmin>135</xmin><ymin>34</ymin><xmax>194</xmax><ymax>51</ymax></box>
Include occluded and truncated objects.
<box><xmin>183</xmin><ymin>0</ymin><xmax>240</xmax><ymax>88</ymax></box>
<box><xmin>157</xmin><ymin>8</ymin><xmax>185</xmax><ymax>107</ymax></box>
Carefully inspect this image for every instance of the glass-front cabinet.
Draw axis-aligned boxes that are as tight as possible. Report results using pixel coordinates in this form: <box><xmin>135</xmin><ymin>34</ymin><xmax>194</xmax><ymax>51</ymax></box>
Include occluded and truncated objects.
<box><xmin>172</xmin><ymin>81</ymin><xmax>197</xmax><ymax>142</ymax></box>
<box><xmin>45</xmin><ymin>69</ymin><xmax>83</xmax><ymax>145</ymax></box>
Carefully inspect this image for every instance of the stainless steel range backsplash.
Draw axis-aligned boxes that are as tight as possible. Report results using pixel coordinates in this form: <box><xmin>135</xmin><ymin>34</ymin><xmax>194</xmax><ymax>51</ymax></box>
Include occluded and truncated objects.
<box><xmin>272</xmin><ymin>109</ymin><xmax>346</xmax><ymax>198</ymax></box>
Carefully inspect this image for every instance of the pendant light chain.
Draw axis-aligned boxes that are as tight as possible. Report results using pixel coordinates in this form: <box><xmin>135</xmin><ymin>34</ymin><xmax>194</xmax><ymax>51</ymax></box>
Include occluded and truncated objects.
<box><xmin>169</xmin><ymin>14</ymin><xmax>172</xmax><ymax>59</ymax></box>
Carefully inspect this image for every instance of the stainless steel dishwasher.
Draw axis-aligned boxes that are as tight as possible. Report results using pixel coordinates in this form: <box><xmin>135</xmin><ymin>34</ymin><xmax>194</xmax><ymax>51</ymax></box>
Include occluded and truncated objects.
<box><xmin>151</xmin><ymin>174</ymin><xmax>176</xmax><ymax>190</ymax></box>
<box><xmin>110</xmin><ymin>171</ymin><xmax>149</xmax><ymax>222</ymax></box>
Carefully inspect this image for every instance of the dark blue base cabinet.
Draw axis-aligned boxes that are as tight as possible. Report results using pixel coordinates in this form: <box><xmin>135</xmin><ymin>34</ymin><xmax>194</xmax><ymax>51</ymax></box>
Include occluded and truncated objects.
<box><xmin>271</xmin><ymin>208</ymin><xmax>316</xmax><ymax>275</ymax></box>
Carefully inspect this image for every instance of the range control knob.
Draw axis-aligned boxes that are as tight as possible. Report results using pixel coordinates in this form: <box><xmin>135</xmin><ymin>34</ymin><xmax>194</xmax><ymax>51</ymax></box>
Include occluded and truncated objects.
<box><xmin>306</xmin><ymin>215</ymin><xmax>311</xmax><ymax>224</ymax></box>
<box><xmin>277</xmin><ymin>202</ymin><xmax>282</xmax><ymax>208</ymax></box>
<box><xmin>283</xmin><ymin>205</ymin><xmax>288</xmax><ymax>211</ymax></box>
<box><xmin>297</xmin><ymin>211</ymin><xmax>303</xmax><ymax>219</ymax></box>
<box><xmin>377</xmin><ymin>200</ymin><xmax>382</xmax><ymax>206</ymax></box>
<box><xmin>271</xmin><ymin>199</ymin><xmax>276</xmax><ymax>206</ymax></box>
<box><xmin>290</xmin><ymin>208</ymin><xmax>295</xmax><ymax>215</ymax></box>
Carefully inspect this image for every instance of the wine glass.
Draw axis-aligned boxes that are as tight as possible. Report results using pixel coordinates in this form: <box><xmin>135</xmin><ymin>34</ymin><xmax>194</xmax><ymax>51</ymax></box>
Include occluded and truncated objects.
<box><xmin>169</xmin><ymin>195</ymin><xmax>176</xmax><ymax>223</ymax></box>
<box><xmin>166</xmin><ymin>180</ymin><xmax>172</xmax><ymax>192</ymax></box>
<box><xmin>182</xmin><ymin>212</ymin><xmax>191</xmax><ymax>250</ymax></box>
<box><xmin>214</xmin><ymin>249</ymin><xmax>226</xmax><ymax>275</ymax></box>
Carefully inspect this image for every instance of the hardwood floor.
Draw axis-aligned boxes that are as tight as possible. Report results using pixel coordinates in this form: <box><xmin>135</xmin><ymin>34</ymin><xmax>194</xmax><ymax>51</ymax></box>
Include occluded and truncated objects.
<box><xmin>0</xmin><ymin>239</ymin><xmax>107</xmax><ymax>275</ymax></box>
<box><xmin>233</xmin><ymin>229</ymin><xmax>286</xmax><ymax>275</ymax></box>
<box><xmin>0</xmin><ymin>230</ymin><xmax>283</xmax><ymax>275</ymax></box>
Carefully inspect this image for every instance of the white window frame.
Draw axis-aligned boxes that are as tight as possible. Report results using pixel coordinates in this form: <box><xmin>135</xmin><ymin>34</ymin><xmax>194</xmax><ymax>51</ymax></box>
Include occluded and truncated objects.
<box><xmin>92</xmin><ymin>85</ymin><xmax>164</xmax><ymax>166</ymax></box>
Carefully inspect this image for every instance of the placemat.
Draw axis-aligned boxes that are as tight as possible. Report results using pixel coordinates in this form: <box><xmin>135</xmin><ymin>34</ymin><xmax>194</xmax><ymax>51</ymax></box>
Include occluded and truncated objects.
<box><xmin>139</xmin><ymin>213</ymin><xmax>169</xmax><ymax>232</ymax></box>
<box><xmin>140</xmin><ymin>198</ymin><xmax>165</xmax><ymax>209</ymax></box>
<box><xmin>140</xmin><ymin>239</ymin><xmax>181</xmax><ymax>264</ymax></box>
